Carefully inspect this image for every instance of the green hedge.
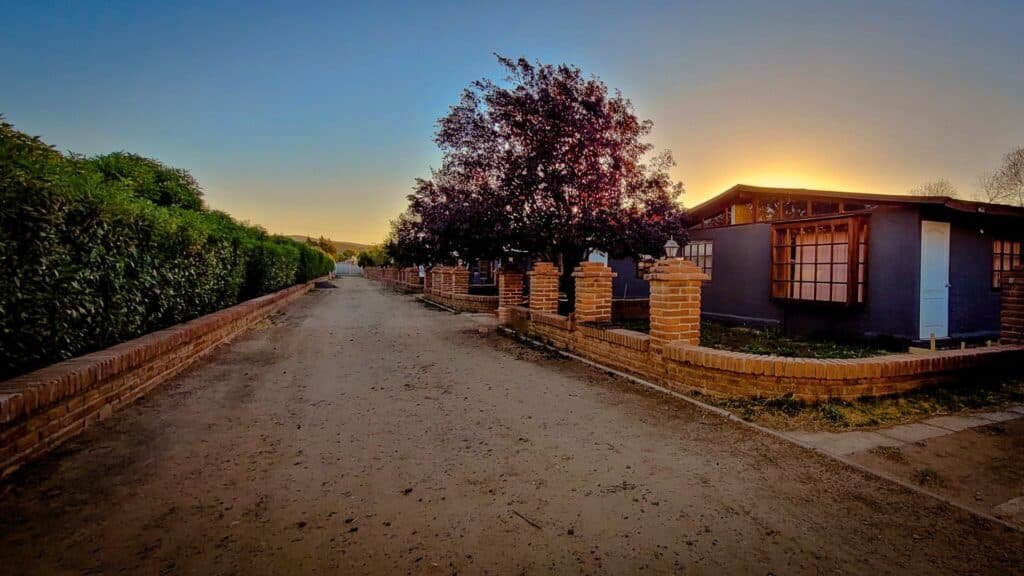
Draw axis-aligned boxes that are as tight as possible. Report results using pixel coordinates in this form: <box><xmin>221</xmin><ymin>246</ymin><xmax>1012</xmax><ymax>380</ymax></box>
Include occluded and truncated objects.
<box><xmin>0</xmin><ymin>119</ymin><xmax>334</xmax><ymax>379</ymax></box>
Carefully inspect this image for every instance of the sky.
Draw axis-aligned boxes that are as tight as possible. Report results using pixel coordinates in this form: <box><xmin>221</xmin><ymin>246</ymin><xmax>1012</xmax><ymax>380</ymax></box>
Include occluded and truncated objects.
<box><xmin>4</xmin><ymin>0</ymin><xmax>1023</xmax><ymax>244</ymax></box>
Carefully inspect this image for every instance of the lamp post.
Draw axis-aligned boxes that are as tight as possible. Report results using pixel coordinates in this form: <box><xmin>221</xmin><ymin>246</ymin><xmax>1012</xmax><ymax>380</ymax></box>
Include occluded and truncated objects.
<box><xmin>663</xmin><ymin>236</ymin><xmax>680</xmax><ymax>259</ymax></box>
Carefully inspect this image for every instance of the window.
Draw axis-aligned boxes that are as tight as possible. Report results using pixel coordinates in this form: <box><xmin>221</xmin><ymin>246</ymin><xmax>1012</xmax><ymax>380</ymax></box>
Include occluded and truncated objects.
<box><xmin>771</xmin><ymin>217</ymin><xmax>868</xmax><ymax>304</ymax></box>
<box><xmin>681</xmin><ymin>240</ymin><xmax>713</xmax><ymax>280</ymax></box>
<box><xmin>699</xmin><ymin>210</ymin><xmax>729</xmax><ymax>228</ymax></box>
<box><xmin>993</xmin><ymin>240</ymin><xmax>1022</xmax><ymax>289</ymax></box>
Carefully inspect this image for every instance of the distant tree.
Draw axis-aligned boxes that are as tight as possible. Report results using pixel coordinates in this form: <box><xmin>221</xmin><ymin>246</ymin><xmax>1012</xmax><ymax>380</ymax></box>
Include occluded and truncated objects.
<box><xmin>340</xmin><ymin>248</ymin><xmax>358</xmax><ymax>261</ymax></box>
<box><xmin>909</xmin><ymin>179</ymin><xmax>958</xmax><ymax>198</ymax></box>
<box><xmin>981</xmin><ymin>147</ymin><xmax>1024</xmax><ymax>206</ymax></box>
<box><xmin>398</xmin><ymin>55</ymin><xmax>687</xmax><ymax>296</ymax></box>
<box><xmin>356</xmin><ymin>246</ymin><xmax>390</xmax><ymax>268</ymax></box>
<box><xmin>305</xmin><ymin>235</ymin><xmax>338</xmax><ymax>260</ymax></box>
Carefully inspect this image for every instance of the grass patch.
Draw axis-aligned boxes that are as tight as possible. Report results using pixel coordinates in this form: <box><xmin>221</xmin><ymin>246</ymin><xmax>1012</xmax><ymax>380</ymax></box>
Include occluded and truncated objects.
<box><xmin>699</xmin><ymin>322</ymin><xmax>891</xmax><ymax>359</ymax></box>
<box><xmin>610</xmin><ymin>319</ymin><xmax>893</xmax><ymax>359</ymax></box>
<box><xmin>706</xmin><ymin>378</ymin><xmax>1024</xmax><ymax>432</ymax></box>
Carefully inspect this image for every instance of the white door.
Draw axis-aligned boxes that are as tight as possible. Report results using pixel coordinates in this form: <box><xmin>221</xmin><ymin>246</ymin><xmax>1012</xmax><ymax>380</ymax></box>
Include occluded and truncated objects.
<box><xmin>919</xmin><ymin>221</ymin><xmax>950</xmax><ymax>339</ymax></box>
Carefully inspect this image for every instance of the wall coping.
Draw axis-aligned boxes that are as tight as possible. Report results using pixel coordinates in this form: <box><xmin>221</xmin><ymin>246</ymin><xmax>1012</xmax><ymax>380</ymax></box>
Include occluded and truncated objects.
<box><xmin>0</xmin><ymin>278</ymin><xmax>324</xmax><ymax>426</ymax></box>
<box><xmin>576</xmin><ymin>324</ymin><xmax>650</xmax><ymax>351</ymax></box>
<box><xmin>531</xmin><ymin>311</ymin><xmax>573</xmax><ymax>330</ymax></box>
<box><xmin>663</xmin><ymin>341</ymin><xmax>1024</xmax><ymax>380</ymax></box>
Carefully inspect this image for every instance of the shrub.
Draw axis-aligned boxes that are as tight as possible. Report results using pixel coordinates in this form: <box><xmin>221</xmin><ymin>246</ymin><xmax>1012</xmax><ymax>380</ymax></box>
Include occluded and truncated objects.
<box><xmin>0</xmin><ymin>118</ymin><xmax>334</xmax><ymax>379</ymax></box>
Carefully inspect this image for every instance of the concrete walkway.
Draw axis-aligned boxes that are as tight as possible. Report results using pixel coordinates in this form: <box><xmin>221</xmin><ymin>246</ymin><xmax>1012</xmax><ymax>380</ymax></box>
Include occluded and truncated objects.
<box><xmin>784</xmin><ymin>406</ymin><xmax>1024</xmax><ymax>456</ymax></box>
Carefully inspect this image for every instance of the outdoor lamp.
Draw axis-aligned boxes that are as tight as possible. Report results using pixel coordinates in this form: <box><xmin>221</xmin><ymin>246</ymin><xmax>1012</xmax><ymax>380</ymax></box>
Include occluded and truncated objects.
<box><xmin>663</xmin><ymin>236</ymin><xmax>680</xmax><ymax>259</ymax></box>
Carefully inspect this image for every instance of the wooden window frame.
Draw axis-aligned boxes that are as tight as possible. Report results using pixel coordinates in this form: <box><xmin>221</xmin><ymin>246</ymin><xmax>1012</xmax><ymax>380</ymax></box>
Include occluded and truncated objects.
<box><xmin>680</xmin><ymin>239</ymin><xmax>713</xmax><ymax>280</ymax></box>
<box><xmin>992</xmin><ymin>239</ymin><xmax>1023</xmax><ymax>290</ymax></box>
<box><xmin>770</xmin><ymin>215</ymin><xmax>869</xmax><ymax>306</ymax></box>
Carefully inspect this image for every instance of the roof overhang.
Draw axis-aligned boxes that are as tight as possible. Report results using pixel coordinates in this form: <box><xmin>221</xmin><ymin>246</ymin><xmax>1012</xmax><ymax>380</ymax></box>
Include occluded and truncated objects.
<box><xmin>686</xmin><ymin>184</ymin><xmax>1024</xmax><ymax>223</ymax></box>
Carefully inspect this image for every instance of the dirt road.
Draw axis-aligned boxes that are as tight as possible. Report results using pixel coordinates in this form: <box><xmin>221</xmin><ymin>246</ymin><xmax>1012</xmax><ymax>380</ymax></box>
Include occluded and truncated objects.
<box><xmin>2</xmin><ymin>278</ymin><xmax>1021</xmax><ymax>575</ymax></box>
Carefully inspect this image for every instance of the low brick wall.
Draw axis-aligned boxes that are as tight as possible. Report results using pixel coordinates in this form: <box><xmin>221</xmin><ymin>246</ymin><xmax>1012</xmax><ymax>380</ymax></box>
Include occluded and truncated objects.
<box><xmin>662</xmin><ymin>342</ymin><xmax>1020</xmax><ymax>400</ymax></box>
<box><xmin>1001</xmin><ymin>267</ymin><xmax>1023</xmax><ymax>345</ymax></box>
<box><xmin>0</xmin><ymin>278</ymin><xmax>324</xmax><ymax>479</ymax></box>
<box><xmin>507</xmin><ymin>306</ymin><xmax>1024</xmax><ymax>402</ymax></box>
<box><xmin>366</xmin><ymin>267</ymin><xmax>497</xmax><ymax>313</ymax></box>
<box><xmin>422</xmin><ymin>292</ymin><xmax>499</xmax><ymax>313</ymax></box>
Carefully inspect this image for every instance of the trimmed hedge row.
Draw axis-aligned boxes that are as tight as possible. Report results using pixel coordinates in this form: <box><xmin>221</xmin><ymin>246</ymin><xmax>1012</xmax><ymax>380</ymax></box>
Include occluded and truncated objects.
<box><xmin>0</xmin><ymin>119</ymin><xmax>334</xmax><ymax>379</ymax></box>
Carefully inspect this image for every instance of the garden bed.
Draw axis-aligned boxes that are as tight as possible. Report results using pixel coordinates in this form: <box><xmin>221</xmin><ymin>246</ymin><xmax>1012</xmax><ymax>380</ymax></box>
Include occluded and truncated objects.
<box><xmin>612</xmin><ymin>319</ymin><xmax>894</xmax><ymax>359</ymax></box>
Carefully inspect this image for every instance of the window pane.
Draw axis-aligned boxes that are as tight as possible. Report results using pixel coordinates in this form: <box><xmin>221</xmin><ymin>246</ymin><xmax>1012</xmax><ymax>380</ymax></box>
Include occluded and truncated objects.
<box><xmin>832</xmin><ymin>284</ymin><xmax>847</xmax><ymax>302</ymax></box>
<box><xmin>833</xmin><ymin>264</ymin><xmax>848</xmax><ymax>283</ymax></box>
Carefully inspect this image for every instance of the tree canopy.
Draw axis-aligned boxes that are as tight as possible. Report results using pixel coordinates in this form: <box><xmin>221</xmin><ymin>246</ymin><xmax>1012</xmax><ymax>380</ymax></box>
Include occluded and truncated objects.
<box><xmin>908</xmin><ymin>179</ymin><xmax>958</xmax><ymax>198</ymax></box>
<box><xmin>981</xmin><ymin>146</ymin><xmax>1024</xmax><ymax>207</ymax></box>
<box><xmin>388</xmin><ymin>56</ymin><xmax>687</xmax><ymax>276</ymax></box>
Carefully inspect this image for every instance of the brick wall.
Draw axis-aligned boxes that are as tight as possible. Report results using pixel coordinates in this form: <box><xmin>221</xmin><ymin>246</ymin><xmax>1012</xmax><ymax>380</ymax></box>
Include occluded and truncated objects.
<box><xmin>646</xmin><ymin>258</ymin><xmax>706</xmax><ymax>354</ymax></box>
<box><xmin>497</xmin><ymin>270</ymin><xmax>525</xmax><ymax>325</ymax></box>
<box><xmin>527</xmin><ymin>262</ymin><xmax>560</xmax><ymax>316</ymax></box>
<box><xmin>573</xmin><ymin>262</ymin><xmax>616</xmax><ymax>323</ymax></box>
<box><xmin>0</xmin><ymin>278</ymin><xmax>324</xmax><ymax>479</ymax></box>
<box><xmin>505</xmin><ymin>257</ymin><xmax>1024</xmax><ymax>403</ymax></box>
<box><xmin>451</xmin><ymin>266</ymin><xmax>469</xmax><ymax>295</ymax></box>
<box><xmin>1001</xmin><ymin>267</ymin><xmax>1024</xmax><ymax>345</ymax></box>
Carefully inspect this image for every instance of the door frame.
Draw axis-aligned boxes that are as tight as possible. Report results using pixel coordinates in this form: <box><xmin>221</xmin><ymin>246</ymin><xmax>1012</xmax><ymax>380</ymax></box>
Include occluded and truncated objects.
<box><xmin>918</xmin><ymin>220</ymin><xmax>951</xmax><ymax>340</ymax></box>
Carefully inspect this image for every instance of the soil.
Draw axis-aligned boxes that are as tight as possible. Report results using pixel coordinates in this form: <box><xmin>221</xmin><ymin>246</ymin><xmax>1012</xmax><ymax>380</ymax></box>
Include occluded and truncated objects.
<box><xmin>1</xmin><ymin>278</ymin><xmax>1022</xmax><ymax>575</ymax></box>
<box><xmin>849</xmin><ymin>418</ymin><xmax>1024</xmax><ymax>520</ymax></box>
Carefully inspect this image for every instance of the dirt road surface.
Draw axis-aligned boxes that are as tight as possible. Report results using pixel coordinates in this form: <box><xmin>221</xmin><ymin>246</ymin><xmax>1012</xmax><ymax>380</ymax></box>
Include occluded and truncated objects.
<box><xmin>2</xmin><ymin>278</ymin><xmax>1021</xmax><ymax>575</ymax></box>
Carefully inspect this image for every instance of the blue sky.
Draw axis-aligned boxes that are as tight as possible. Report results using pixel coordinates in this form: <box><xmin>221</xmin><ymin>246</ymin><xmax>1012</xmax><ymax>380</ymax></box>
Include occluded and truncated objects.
<box><xmin>4</xmin><ymin>1</ymin><xmax>1023</xmax><ymax>243</ymax></box>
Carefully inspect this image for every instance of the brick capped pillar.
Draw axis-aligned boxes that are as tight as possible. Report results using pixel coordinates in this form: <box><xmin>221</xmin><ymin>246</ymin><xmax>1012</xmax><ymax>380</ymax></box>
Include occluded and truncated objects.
<box><xmin>497</xmin><ymin>269</ymin><xmax>525</xmax><ymax>325</ymax></box>
<box><xmin>1001</xmin><ymin>267</ymin><xmax>1024</xmax><ymax>345</ymax></box>
<box><xmin>572</xmin><ymin>262</ymin><xmax>616</xmax><ymax>324</ymax></box>
<box><xmin>451</xmin><ymin>266</ymin><xmax>470</xmax><ymax>295</ymax></box>
<box><xmin>528</xmin><ymin>262</ymin><xmax>560</xmax><ymax>315</ymax></box>
<box><xmin>646</xmin><ymin>258</ymin><xmax>708</xmax><ymax>354</ymax></box>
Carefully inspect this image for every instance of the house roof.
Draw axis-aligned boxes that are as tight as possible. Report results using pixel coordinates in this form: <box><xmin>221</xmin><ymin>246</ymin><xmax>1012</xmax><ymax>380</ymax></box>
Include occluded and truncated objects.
<box><xmin>687</xmin><ymin>184</ymin><xmax>1024</xmax><ymax>222</ymax></box>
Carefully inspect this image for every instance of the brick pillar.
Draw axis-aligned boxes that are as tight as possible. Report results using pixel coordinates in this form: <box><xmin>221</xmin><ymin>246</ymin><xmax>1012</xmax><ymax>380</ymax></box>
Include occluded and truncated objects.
<box><xmin>646</xmin><ymin>258</ymin><xmax>707</xmax><ymax>354</ymax></box>
<box><xmin>434</xmin><ymin>267</ymin><xmax>446</xmax><ymax>295</ymax></box>
<box><xmin>497</xmin><ymin>269</ymin><xmax>525</xmax><ymax>325</ymax></box>
<box><xmin>440</xmin><ymin>267</ymin><xmax>454</xmax><ymax>295</ymax></box>
<box><xmin>451</xmin><ymin>266</ymin><xmax>469</xmax><ymax>295</ymax></box>
<box><xmin>1001</xmin><ymin>267</ymin><xmax>1024</xmax><ymax>345</ymax></box>
<box><xmin>424</xmin><ymin>267</ymin><xmax>434</xmax><ymax>293</ymax></box>
<box><xmin>527</xmin><ymin>262</ymin><xmax>560</xmax><ymax>315</ymax></box>
<box><xmin>572</xmin><ymin>261</ymin><xmax>616</xmax><ymax>324</ymax></box>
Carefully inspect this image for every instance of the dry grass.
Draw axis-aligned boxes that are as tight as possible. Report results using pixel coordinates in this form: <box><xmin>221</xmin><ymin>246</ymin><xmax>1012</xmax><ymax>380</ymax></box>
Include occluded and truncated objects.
<box><xmin>698</xmin><ymin>378</ymin><xmax>1024</xmax><ymax>432</ymax></box>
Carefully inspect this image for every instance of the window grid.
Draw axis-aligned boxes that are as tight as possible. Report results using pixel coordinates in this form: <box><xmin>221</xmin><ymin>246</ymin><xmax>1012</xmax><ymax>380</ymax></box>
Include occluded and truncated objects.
<box><xmin>770</xmin><ymin>217</ymin><xmax>867</xmax><ymax>304</ymax></box>
<box><xmin>681</xmin><ymin>240</ymin><xmax>713</xmax><ymax>280</ymax></box>
<box><xmin>993</xmin><ymin>240</ymin><xmax>1023</xmax><ymax>289</ymax></box>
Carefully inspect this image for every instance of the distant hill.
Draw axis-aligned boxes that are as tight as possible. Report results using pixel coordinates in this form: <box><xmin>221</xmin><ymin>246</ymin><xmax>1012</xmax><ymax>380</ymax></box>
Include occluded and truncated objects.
<box><xmin>286</xmin><ymin>236</ymin><xmax>374</xmax><ymax>254</ymax></box>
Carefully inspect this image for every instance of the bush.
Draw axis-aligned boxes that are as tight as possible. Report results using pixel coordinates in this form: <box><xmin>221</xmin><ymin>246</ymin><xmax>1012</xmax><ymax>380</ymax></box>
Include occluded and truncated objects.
<box><xmin>0</xmin><ymin>118</ymin><xmax>334</xmax><ymax>379</ymax></box>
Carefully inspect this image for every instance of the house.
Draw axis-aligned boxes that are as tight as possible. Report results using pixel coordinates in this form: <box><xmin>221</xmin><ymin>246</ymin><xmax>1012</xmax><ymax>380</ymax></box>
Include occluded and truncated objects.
<box><xmin>618</xmin><ymin>184</ymin><xmax>1024</xmax><ymax>343</ymax></box>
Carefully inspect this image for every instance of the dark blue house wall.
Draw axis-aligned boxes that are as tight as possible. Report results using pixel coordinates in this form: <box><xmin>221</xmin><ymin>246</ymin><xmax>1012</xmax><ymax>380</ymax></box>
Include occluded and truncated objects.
<box><xmin>609</xmin><ymin>204</ymin><xmax>1012</xmax><ymax>341</ymax></box>
<box><xmin>936</xmin><ymin>208</ymin><xmax>1007</xmax><ymax>339</ymax></box>
<box><xmin>609</xmin><ymin>257</ymin><xmax>650</xmax><ymax>299</ymax></box>
<box><xmin>690</xmin><ymin>205</ymin><xmax>923</xmax><ymax>340</ymax></box>
<box><xmin>687</xmin><ymin>224</ymin><xmax>783</xmax><ymax>325</ymax></box>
